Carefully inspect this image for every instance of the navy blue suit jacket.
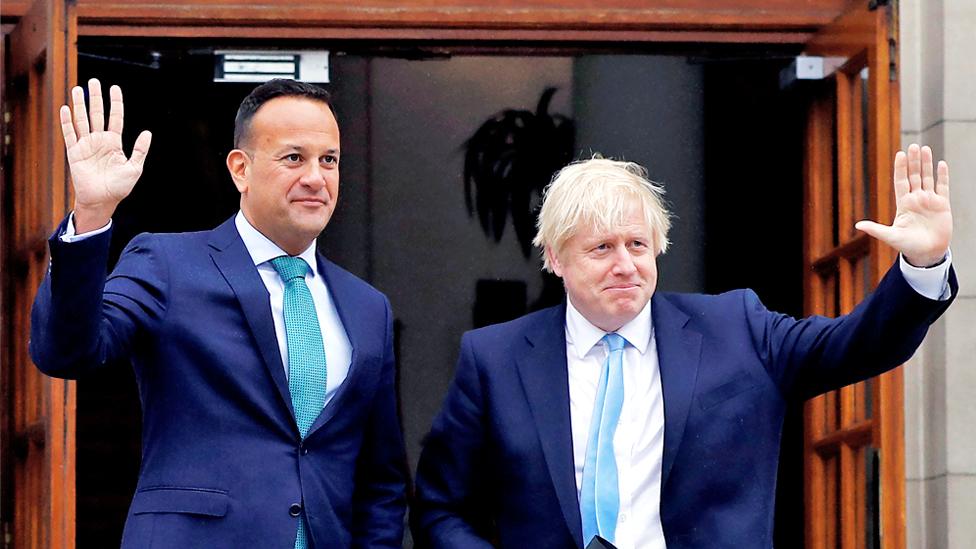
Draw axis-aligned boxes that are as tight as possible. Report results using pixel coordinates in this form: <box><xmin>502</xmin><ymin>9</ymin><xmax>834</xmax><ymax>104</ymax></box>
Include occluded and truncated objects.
<box><xmin>413</xmin><ymin>263</ymin><xmax>956</xmax><ymax>548</ymax></box>
<box><xmin>30</xmin><ymin>216</ymin><xmax>407</xmax><ymax>548</ymax></box>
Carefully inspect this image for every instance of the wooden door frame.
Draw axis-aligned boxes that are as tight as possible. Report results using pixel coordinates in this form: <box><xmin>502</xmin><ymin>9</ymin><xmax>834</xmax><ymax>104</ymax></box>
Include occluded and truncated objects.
<box><xmin>1</xmin><ymin>1</ymin><xmax>900</xmax><ymax>547</ymax></box>
<box><xmin>802</xmin><ymin>2</ymin><xmax>903</xmax><ymax>548</ymax></box>
<box><xmin>2</xmin><ymin>0</ymin><xmax>77</xmax><ymax>548</ymax></box>
<box><xmin>2</xmin><ymin>0</ymin><xmax>858</xmax><ymax>43</ymax></box>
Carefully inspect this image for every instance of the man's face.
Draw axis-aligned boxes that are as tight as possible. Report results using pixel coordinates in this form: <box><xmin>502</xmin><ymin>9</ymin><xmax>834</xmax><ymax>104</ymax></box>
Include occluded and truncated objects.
<box><xmin>229</xmin><ymin>96</ymin><xmax>340</xmax><ymax>255</ymax></box>
<box><xmin>549</xmin><ymin>203</ymin><xmax>658</xmax><ymax>332</ymax></box>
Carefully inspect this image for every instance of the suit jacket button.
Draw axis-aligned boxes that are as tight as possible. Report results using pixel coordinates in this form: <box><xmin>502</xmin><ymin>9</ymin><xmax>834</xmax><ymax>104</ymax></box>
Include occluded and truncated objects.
<box><xmin>289</xmin><ymin>503</ymin><xmax>303</xmax><ymax>517</ymax></box>
<box><xmin>302</xmin><ymin>447</ymin><xmax>309</xmax><ymax>455</ymax></box>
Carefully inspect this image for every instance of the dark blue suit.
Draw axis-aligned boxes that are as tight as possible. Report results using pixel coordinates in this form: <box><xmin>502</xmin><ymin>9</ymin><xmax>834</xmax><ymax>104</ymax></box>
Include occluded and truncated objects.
<box><xmin>413</xmin><ymin>263</ymin><xmax>956</xmax><ymax>548</ymax></box>
<box><xmin>31</xmin><ymin>216</ymin><xmax>407</xmax><ymax>548</ymax></box>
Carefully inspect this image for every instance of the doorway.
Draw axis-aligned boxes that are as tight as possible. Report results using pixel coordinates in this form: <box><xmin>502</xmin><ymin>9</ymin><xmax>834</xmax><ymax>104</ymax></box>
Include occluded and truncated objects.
<box><xmin>71</xmin><ymin>37</ymin><xmax>805</xmax><ymax>547</ymax></box>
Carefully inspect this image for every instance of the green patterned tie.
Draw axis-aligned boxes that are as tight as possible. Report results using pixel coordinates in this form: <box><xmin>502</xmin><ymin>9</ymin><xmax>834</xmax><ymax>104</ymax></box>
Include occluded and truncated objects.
<box><xmin>270</xmin><ymin>255</ymin><xmax>327</xmax><ymax>549</ymax></box>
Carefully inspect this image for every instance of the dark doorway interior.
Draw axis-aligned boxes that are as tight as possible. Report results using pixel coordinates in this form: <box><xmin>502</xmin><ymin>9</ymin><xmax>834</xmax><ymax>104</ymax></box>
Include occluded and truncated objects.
<box><xmin>74</xmin><ymin>43</ymin><xmax>245</xmax><ymax>545</ymax></box>
<box><xmin>75</xmin><ymin>38</ymin><xmax>804</xmax><ymax>548</ymax></box>
<box><xmin>702</xmin><ymin>58</ymin><xmax>806</xmax><ymax>548</ymax></box>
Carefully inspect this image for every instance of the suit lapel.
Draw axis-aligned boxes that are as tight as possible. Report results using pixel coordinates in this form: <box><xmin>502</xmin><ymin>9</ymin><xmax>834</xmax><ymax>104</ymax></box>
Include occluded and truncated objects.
<box><xmin>515</xmin><ymin>304</ymin><xmax>584</xmax><ymax>548</ymax></box>
<box><xmin>208</xmin><ymin>217</ymin><xmax>294</xmax><ymax>420</ymax></box>
<box><xmin>305</xmin><ymin>254</ymin><xmax>362</xmax><ymax>436</ymax></box>
<box><xmin>652</xmin><ymin>293</ymin><xmax>702</xmax><ymax>488</ymax></box>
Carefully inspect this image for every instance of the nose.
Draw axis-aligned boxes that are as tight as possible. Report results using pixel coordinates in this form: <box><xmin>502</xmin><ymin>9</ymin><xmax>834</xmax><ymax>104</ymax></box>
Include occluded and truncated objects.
<box><xmin>299</xmin><ymin>161</ymin><xmax>327</xmax><ymax>190</ymax></box>
<box><xmin>610</xmin><ymin>247</ymin><xmax>637</xmax><ymax>276</ymax></box>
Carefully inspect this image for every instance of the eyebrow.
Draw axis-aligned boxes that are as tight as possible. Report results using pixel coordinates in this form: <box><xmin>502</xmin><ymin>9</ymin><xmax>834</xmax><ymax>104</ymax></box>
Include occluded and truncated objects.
<box><xmin>580</xmin><ymin>230</ymin><xmax>650</xmax><ymax>244</ymax></box>
<box><xmin>275</xmin><ymin>144</ymin><xmax>340</xmax><ymax>155</ymax></box>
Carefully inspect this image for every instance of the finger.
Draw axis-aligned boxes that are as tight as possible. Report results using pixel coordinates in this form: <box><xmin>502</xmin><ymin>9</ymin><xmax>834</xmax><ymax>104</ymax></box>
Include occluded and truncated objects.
<box><xmin>855</xmin><ymin>220</ymin><xmax>897</xmax><ymax>245</ymax></box>
<box><xmin>59</xmin><ymin>105</ymin><xmax>78</xmax><ymax>149</ymax></box>
<box><xmin>907</xmin><ymin>143</ymin><xmax>922</xmax><ymax>192</ymax></box>
<box><xmin>920</xmin><ymin>145</ymin><xmax>935</xmax><ymax>191</ymax></box>
<box><xmin>129</xmin><ymin>130</ymin><xmax>153</xmax><ymax>171</ymax></box>
<box><xmin>71</xmin><ymin>85</ymin><xmax>90</xmax><ymax>138</ymax></box>
<box><xmin>892</xmin><ymin>150</ymin><xmax>909</xmax><ymax>200</ymax></box>
<box><xmin>88</xmin><ymin>79</ymin><xmax>105</xmax><ymax>133</ymax></box>
<box><xmin>936</xmin><ymin>160</ymin><xmax>950</xmax><ymax>198</ymax></box>
<box><xmin>108</xmin><ymin>85</ymin><xmax>124</xmax><ymax>134</ymax></box>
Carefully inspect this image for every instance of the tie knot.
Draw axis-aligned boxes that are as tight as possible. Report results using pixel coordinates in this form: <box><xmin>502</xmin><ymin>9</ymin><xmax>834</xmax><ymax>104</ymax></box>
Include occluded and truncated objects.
<box><xmin>604</xmin><ymin>332</ymin><xmax>626</xmax><ymax>352</ymax></box>
<box><xmin>270</xmin><ymin>255</ymin><xmax>310</xmax><ymax>282</ymax></box>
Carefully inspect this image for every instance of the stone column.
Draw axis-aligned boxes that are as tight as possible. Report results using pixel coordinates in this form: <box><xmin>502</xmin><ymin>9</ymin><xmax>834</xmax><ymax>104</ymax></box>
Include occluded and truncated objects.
<box><xmin>901</xmin><ymin>0</ymin><xmax>976</xmax><ymax>547</ymax></box>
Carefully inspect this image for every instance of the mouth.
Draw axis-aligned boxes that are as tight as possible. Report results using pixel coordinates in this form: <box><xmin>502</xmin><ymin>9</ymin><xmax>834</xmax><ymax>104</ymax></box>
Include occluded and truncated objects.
<box><xmin>292</xmin><ymin>197</ymin><xmax>327</xmax><ymax>206</ymax></box>
<box><xmin>604</xmin><ymin>283</ymin><xmax>641</xmax><ymax>292</ymax></box>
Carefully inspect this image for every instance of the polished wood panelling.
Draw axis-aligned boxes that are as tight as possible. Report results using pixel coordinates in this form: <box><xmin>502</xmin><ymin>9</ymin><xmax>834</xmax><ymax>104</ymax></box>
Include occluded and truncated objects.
<box><xmin>802</xmin><ymin>3</ymin><xmax>902</xmax><ymax>548</ymax></box>
<box><xmin>3</xmin><ymin>0</ymin><xmax>76</xmax><ymax>547</ymax></box>
<box><xmin>1</xmin><ymin>0</ymin><xmax>859</xmax><ymax>42</ymax></box>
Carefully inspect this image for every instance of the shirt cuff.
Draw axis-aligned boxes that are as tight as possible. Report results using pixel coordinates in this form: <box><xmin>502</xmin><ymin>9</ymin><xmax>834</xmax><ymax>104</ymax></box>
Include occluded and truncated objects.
<box><xmin>899</xmin><ymin>249</ymin><xmax>952</xmax><ymax>301</ymax></box>
<box><xmin>60</xmin><ymin>212</ymin><xmax>112</xmax><ymax>243</ymax></box>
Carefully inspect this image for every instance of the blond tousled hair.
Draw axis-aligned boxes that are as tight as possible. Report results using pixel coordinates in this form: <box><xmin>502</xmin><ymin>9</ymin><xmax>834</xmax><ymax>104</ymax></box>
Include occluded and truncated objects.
<box><xmin>533</xmin><ymin>157</ymin><xmax>672</xmax><ymax>272</ymax></box>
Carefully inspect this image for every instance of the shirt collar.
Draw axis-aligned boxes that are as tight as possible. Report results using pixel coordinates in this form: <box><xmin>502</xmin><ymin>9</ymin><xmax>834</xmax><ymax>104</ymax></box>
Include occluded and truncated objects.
<box><xmin>565</xmin><ymin>295</ymin><xmax>653</xmax><ymax>359</ymax></box>
<box><xmin>235</xmin><ymin>211</ymin><xmax>319</xmax><ymax>277</ymax></box>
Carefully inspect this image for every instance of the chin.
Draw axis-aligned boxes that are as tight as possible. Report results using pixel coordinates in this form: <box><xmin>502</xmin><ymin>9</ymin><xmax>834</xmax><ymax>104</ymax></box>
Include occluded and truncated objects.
<box><xmin>292</xmin><ymin>212</ymin><xmax>330</xmax><ymax>232</ymax></box>
<box><xmin>610</xmin><ymin>304</ymin><xmax>644</xmax><ymax>324</ymax></box>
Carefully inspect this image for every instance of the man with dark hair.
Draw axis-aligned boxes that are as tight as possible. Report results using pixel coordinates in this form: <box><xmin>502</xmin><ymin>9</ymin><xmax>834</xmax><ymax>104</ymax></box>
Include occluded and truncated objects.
<box><xmin>233</xmin><ymin>79</ymin><xmax>337</xmax><ymax>148</ymax></box>
<box><xmin>30</xmin><ymin>78</ymin><xmax>407</xmax><ymax>548</ymax></box>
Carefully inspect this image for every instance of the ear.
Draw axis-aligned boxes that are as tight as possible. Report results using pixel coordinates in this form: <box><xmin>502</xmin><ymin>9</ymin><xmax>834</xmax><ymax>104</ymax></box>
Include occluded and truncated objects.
<box><xmin>546</xmin><ymin>247</ymin><xmax>565</xmax><ymax>277</ymax></box>
<box><xmin>226</xmin><ymin>149</ymin><xmax>250</xmax><ymax>193</ymax></box>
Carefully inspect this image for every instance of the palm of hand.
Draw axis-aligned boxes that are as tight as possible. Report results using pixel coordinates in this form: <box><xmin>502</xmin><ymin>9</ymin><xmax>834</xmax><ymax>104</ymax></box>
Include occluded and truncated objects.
<box><xmin>855</xmin><ymin>144</ymin><xmax>952</xmax><ymax>267</ymax></box>
<box><xmin>887</xmin><ymin>190</ymin><xmax>952</xmax><ymax>263</ymax></box>
<box><xmin>68</xmin><ymin>130</ymin><xmax>142</xmax><ymax>208</ymax></box>
<box><xmin>60</xmin><ymin>79</ymin><xmax>151</xmax><ymax>217</ymax></box>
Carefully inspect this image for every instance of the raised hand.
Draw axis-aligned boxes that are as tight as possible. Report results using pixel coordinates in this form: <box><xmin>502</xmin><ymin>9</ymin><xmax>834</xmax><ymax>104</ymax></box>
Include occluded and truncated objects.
<box><xmin>61</xmin><ymin>78</ymin><xmax>152</xmax><ymax>233</ymax></box>
<box><xmin>855</xmin><ymin>143</ymin><xmax>952</xmax><ymax>267</ymax></box>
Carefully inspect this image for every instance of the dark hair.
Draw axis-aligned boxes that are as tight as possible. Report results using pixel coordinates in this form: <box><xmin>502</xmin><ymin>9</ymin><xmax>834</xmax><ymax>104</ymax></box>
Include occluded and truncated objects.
<box><xmin>233</xmin><ymin>79</ymin><xmax>336</xmax><ymax>148</ymax></box>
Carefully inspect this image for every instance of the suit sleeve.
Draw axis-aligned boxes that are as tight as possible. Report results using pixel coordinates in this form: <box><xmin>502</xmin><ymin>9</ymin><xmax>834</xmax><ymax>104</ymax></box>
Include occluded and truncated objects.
<box><xmin>30</xmin><ymin>216</ymin><xmax>168</xmax><ymax>379</ymax></box>
<box><xmin>350</xmin><ymin>297</ymin><xmax>409</xmax><ymax>548</ymax></box>
<box><xmin>411</xmin><ymin>332</ymin><xmax>495</xmax><ymax>549</ymax></box>
<box><xmin>746</xmin><ymin>259</ymin><xmax>958</xmax><ymax>398</ymax></box>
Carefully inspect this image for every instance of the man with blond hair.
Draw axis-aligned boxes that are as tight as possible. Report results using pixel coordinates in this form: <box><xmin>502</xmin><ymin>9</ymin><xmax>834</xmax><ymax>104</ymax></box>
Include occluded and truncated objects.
<box><xmin>413</xmin><ymin>151</ymin><xmax>956</xmax><ymax>548</ymax></box>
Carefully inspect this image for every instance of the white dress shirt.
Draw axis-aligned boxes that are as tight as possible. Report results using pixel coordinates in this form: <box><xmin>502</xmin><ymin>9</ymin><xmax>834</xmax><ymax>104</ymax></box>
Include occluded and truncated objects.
<box><xmin>566</xmin><ymin>299</ymin><xmax>667</xmax><ymax>549</ymax></box>
<box><xmin>563</xmin><ymin>255</ymin><xmax>952</xmax><ymax>549</ymax></box>
<box><xmin>62</xmin><ymin>211</ymin><xmax>352</xmax><ymax>406</ymax></box>
<box><xmin>235</xmin><ymin>211</ymin><xmax>351</xmax><ymax>406</ymax></box>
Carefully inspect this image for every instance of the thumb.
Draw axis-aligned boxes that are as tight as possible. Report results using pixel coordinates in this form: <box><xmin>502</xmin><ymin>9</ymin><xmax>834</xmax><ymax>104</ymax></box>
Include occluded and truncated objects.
<box><xmin>129</xmin><ymin>130</ymin><xmax>153</xmax><ymax>171</ymax></box>
<box><xmin>854</xmin><ymin>220</ymin><xmax>897</xmax><ymax>244</ymax></box>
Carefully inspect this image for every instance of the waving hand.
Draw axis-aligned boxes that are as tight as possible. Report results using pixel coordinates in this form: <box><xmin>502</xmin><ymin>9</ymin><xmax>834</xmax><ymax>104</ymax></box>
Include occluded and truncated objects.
<box><xmin>61</xmin><ymin>78</ymin><xmax>152</xmax><ymax>233</ymax></box>
<box><xmin>855</xmin><ymin>144</ymin><xmax>952</xmax><ymax>267</ymax></box>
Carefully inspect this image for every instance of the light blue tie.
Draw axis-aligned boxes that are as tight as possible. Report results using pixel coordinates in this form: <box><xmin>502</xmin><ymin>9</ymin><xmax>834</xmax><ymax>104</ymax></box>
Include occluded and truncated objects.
<box><xmin>270</xmin><ymin>256</ymin><xmax>327</xmax><ymax>549</ymax></box>
<box><xmin>580</xmin><ymin>333</ymin><xmax>626</xmax><ymax>546</ymax></box>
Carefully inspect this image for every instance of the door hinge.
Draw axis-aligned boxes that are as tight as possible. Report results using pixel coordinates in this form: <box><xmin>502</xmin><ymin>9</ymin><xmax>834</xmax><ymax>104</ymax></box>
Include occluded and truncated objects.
<box><xmin>889</xmin><ymin>37</ymin><xmax>898</xmax><ymax>82</ymax></box>
<box><xmin>887</xmin><ymin>1</ymin><xmax>899</xmax><ymax>82</ymax></box>
<box><xmin>3</xmin><ymin>109</ymin><xmax>14</xmax><ymax>149</ymax></box>
<box><xmin>2</xmin><ymin>111</ymin><xmax>11</xmax><ymax>158</ymax></box>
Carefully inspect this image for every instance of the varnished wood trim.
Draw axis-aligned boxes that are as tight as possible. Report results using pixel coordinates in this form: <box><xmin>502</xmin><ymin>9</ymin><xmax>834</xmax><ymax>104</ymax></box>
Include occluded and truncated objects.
<box><xmin>812</xmin><ymin>421</ymin><xmax>874</xmax><ymax>454</ymax></box>
<box><xmin>76</xmin><ymin>24</ymin><xmax>815</xmax><ymax>43</ymax></box>
<box><xmin>810</xmin><ymin>233</ymin><xmax>870</xmax><ymax>274</ymax></box>
<box><xmin>4</xmin><ymin>1</ymin><xmax>853</xmax><ymax>32</ymax></box>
